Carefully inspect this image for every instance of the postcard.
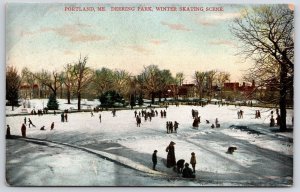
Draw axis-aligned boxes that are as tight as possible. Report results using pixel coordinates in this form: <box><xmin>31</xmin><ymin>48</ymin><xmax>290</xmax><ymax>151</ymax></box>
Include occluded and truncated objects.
<box><xmin>5</xmin><ymin>2</ymin><xmax>294</xmax><ymax>186</ymax></box>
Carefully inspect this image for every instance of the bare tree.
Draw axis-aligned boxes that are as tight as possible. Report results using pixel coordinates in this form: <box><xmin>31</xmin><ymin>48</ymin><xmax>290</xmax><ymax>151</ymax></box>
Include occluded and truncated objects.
<box><xmin>34</xmin><ymin>70</ymin><xmax>61</xmax><ymax>97</ymax></box>
<box><xmin>216</xmin><ymin>71</ymin><xmax>230</xmax><ymax>100</ymax></box>
<box><xmin>231</xmin><ymin>5</ymin><xmax>294</xmax><ymax>131</ymax></box>
<box><xmin>21</xmin><ymin>67</ymin><xmax>36</xmax><ymax>99</ymax></box>
<box><xmin>194</xmin><ymin>71</ymin><xmax>206</xmax><ymax>99</ymax></box>
<box><xmin>72</xmin><ymin>55</ymin><xmax>93</xmax><ymax>110</ymax></box>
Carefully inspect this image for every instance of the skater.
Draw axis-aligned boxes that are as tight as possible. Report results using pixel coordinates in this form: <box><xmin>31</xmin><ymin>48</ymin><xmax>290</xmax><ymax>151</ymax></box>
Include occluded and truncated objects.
<box><xmin>237</xmin><ymin>111</ymin><xmax>240</xmax><ymax>119</ymax></box>
<box><xmin>190</xmin><ymin>152</ymin><xmax>196</xmax><ymax>173</ymax></box>
<box><xmin>6</xmin><ymin>125</ymin><xmax>11</xmax><ymax>139</ymax></box>
<box><xmin>61</xmin><ymin>112</ymin><xmax>64</xmax><ymax>122</ymax></box>
<box><xmin>136</xmin><ymin>116</ymin><xmax>141</xmax><ymax>127</ymax></box>
<box><xmin>99</xmin><ymin>114</ymin><xmax>102</xmax><ymax>123</ymax></box>
<box><xmin>166</xmin><ymin>122</ymin><xmax>169</xmax><ymax>133</ymax></box>
<box><xmin>160</xmin><ymin>110</ymin><xmax>163</xmax><ymax>118</ymax></box>
<box><xmin>24</xmin><ymin>117</ymin><xmax>27</xmax><ymax>125</ymax></box>
<box><xmin>28</xmin><ymin>118</ymin><xmax>35</xmax><ymax>128</ymax></box>
<box><xmin>134</xmin><ymin>110</ymin><xmax>137</xmax><ymax>117</ymax></box>
<box><xmin>174</xmin><ymin>121</ymin><xmax>179</xmax><ymax>133</ymax></box>
<box><xmin>91</xmin><ymin>111</ymin><xmax>94</xmax><ymax>117</ymax></box>
<box><xmin>163</xmin><ymin>110</ymin><xmax>167</xmax><ymax>118</ymax></box>
<box><xmin>21</xmin><ymin>123</ymin><xmax>26</xmax><ymax>138</ymax></box>
<box><xmin>215</xmin><ymin>118</ymin><xmax>220</xmax><ymax>128</ymax></box>
<box><xmin>64</xmin><ymin>112</ymin><xmax>68</xmax><ymax>122</ymax></box>
<box><xmin>240</xmin><ymin>110</ymin><xmax>244</xmax><ymax>119</ymax></box>
<box><xmin>169</xmin><ymin>121</ymin><xmax>173</xmax><ymax>133</ymax></box>
<box><xmin>270</xmin><ymin>116</ymin><xmax>275</xmax><ymax>127</ymax></box>
<box><xmin>211</xmin><ymin>124</ymin><xmax>215</xmax><ymax>128</ymax></box>
<box><xmin>176</xmin><ymin>159</ymin><xmax>185</xmax><ymax>173</ymax></box>
<box><xmin>166</xmin><ymin>141</ymin><xmax>176</xmax><ymax>168</ymax></box>
<box><xmin>152</xmin><ymin>150</ymin><xmax>158</xmax><ymax>171</ymax></box>
<box><xmin>51</xmin><ymin>122</ymin><xmax>54</xmax><ymax>130</ymax></box>
<box><xmin>182</xmin><ymin>163</ymin><xmax>195</xmax><ymax>178</ymax></box>
<box><xmin>257</xmin><ymin>110</ymin><xmax>261</xmax><ymax>118</ymax></box>
<box><xmin>276</xmin><ymin>115</ymin><xmax>281</xmax><ymax>126</ymax></box>
<box><xmin>112</xmin><ymin>109</ymin><xmax>116</xmax><ymax>117</ymax></box>
<box><xmin>40</xmin><ymin>126</ymin><xmax>45</xmax><ymax>130</ymax></box>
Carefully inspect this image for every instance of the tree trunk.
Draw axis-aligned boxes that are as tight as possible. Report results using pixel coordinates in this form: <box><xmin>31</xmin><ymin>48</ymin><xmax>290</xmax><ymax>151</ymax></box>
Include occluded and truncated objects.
<box><xmin>151</xmin><ymin>92</ymin><xmax>155</xmax><ymax>104</ymax></box>
<box><xmin>77</xmin><ymin>92</ymin><xmax>81</xmax><ymax>111</ymax></box>
<box><xmin>279</xmin><ymin>63</ymin><xmax>287</xmax><ymax>131</ymax></box>
<box><xmin>67</xmin><ymin>88</ymin><xmax>71</xmax><ymax>104</ymax></box>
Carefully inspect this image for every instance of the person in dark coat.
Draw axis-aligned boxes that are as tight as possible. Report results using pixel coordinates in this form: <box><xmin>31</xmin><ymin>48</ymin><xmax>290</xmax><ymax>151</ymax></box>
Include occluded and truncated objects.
<box><xmin>99</xmin><ymin>114</ymin><xmax>102</xmax><ymax>123</ymax></box>
<box><xmin>166</xmin><ymin>141</ymin><xmax>176</xmax><ymax>168</ymax></box>
<box><xmin>182</xmin><ymin>163</ymin><xmax>195</xmax><ymax>178</ymax></box>
<box><xmin>21</xmin><ymin>123</ymin><xmax>26</xmax><ymax>138</ymax></box>
<box><xmin>61</xmin><ymin>113</ymin><xmax>64</xmax><ymax>122</ymax></box>
<box><xmin>40</xmin><ymin>126</ymin><xmax>45</xmax><ymax>130</ymax></box>
<box><xmin>174</xmin><ymin>121</ymin><xmax>179</xmax><ymax>133</ymax></box>
<box><xmin>152</xmin><ymin>150</ymin><xmax>158</xmax><ymax>170</ymax></box>
<box><xmin>276</xmin><ymin>115</ymin><xmax>281</xmax><ymax>126</ymax></box>
<box><xmin>51</xmin><ymin>122</ymin><xmax>54</xmax><ymax>130</ymax></box>
<box><xmin>176</xmin><ymin>159</ymin><xmax>185</xmax><ymax>173</ymax></box>
<box><xmin>6</xmin><ymin>125</ymin><xmax>11</xmax><ymax>139</ymax></box>
<box><xmin>270</xmin><ymin>116</ymin><xmax>275</xmax><ymax>127</ymax></box>
<box><xmin>24</xmin><ymin>117</ymin><xmax>27</xmax><ymax>125</ymax></box>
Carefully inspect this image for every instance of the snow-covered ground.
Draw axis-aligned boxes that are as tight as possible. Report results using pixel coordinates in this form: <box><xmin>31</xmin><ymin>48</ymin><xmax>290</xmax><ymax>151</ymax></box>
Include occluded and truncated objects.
<box><xmin>5</xmin><ymin>100</ymin><xmax>293</xmax><ymax>186</ymax></box>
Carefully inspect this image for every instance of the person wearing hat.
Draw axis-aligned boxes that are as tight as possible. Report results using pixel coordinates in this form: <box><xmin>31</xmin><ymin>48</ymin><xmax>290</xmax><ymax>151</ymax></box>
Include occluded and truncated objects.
<box><xmin>152</xmin><ymin>150</ymin><xmax>158</xmax><ymax>170</ymax></box>
<box><xmin>182</xmin><ymin>163</ymin><xmax>195</xmax><ymax>178</ymax></box>
<box><xmin>190</xmin><ymin>152</ymin><xmax>196</xmax><ymax>173</ymax></box>
<box><xmin>166</xmin><ymin>141</ymin><xmax>176</xmax><ymax>168</ymax></box>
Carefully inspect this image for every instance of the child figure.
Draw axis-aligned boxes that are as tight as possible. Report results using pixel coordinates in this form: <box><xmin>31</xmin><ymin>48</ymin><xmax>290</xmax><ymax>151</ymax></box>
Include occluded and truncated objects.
<box><xmin>190</xmin><ymin>152</ymin><xmax>196</xmax><ymax>173</ymax></box>
<box><xmin>152</xmin><ymin>150</ymin><xmax>158</xmax><ymax>171</ymax></box>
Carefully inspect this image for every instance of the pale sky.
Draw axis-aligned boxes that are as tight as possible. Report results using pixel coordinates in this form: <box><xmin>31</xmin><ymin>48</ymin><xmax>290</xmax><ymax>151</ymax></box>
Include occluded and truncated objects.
<box><xmin>5</xmin><ymin>3</ymin><xmax>281</xmax><ymax>82</ymax></box>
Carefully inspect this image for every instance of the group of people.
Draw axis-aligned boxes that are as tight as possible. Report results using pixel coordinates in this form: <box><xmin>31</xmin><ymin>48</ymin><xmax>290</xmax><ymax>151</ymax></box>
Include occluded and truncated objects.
<box><xmin>270</xmin><ymin>110</ymin><xmax>281</xmax><ymax>127</ymax></box>
<box><xmin>153</xmin><ymin>141</ymin><xmax>196</xmax><ymax>178</ymax></box>
<box><xmin>60</xmin><ymin>112</ymin><xmax>68</xmax><ymax>122</ymax></box>
<box><xmin>166</xmin><ymin>121</ymin><xmax>179</xmax><ymax>133</ymax></box>
<box><xmin>255</xmin><ymin>110</ymin><xmax>261</xmax><ymax>119</ymax></box>
<box><xmin>237</xmin><ymin>110</ymin><xmax>244</xmax><ymax>119</ymax></box>
<box><xmin>207</xmin><ymin>118</ymin><xmax>220</xmax><ymax>128</ymax></box>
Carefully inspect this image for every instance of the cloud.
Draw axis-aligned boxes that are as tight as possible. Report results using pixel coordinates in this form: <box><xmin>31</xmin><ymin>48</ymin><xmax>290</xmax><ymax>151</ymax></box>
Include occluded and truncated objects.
<box><xmin>209</xmin><ymin>39</ymin><xmax>236</xmax><ymax>47</ymax></box>
<box><xmin>22</xmin><ymin>24</ymin><xmax>106</xmax><ymax>43</ymax></box>
<box><xmin>196</xmin><ymin>12</ymin><xmax>242</xmax><ymax>27</ymax></box>
<box><xmin>161</xmin><ymin>21</ymin><xmax>191</xmax><ymax>31</ymax></box>
<box><xmin>127</xmin><ymin>45</ymin><xmax>151</xmax><ymax>55</ymax></box>
<box><xmin>64</xmin><ymin>50</ymin><xmax>74</xmax><ymax>55</ymax></box>
<box><xmin>150</xmin><ymin>39</ymin><xmax>167</xmax><ymax>45</ymax></box>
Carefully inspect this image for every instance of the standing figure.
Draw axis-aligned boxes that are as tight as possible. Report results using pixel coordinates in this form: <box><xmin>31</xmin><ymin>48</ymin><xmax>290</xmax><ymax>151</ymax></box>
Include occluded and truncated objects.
<box><xmin>24</xmin><ymin>117</ymin><xmax>27</xmax><ymax>125</ymax></box>
<box><xmin>134</xmin><ymin>110</ymin><xmax>137</xmax><ymax>117</ymax></box>
<box><xmin>21</xmin><ymin>123</ymin><xmax>26</xmax><ymax>138</ymax></box>
<box><xmin>6</xmin><ymin>125</ymin><xmax>11</xmax><ymax>139</ymax></box>
<box><xmin>64</xmin><ymin>113</ymin><xmax>68</xmax><ymax>122</ymax></box>
<box><xmin>136</xmin><ymin>116</ymin><xmax>141</xmax><ymax>127</ymax></box>
<box><xmin>190</xmin><ymin>152</ymin><xmax>196</xmax><ymax>173</ymax></box>
<box><xmin>270</xmin><ymin>116</ymin><xmax>275</xmax><ymax>127</ymax></box>
<box><xmin>163</xmin><ymin>110</ymin><xmax>167</xmax><ymax>118</ymax></box>
<box><xmin>152</xmin><ymin>150</ymin><xmax>158</xmax><ymax>170</ymax></box>
<box><xmin>91</xmin><ymin>111</ymin><xmax>94</xmax><ymax>117</ymax></box>
<box><xmin>169</xmin><ymin>121</ymin><xmax>173</xmax><ymax>133</ymax></box>
<box><xmin>174</xmin><ymin>121</ymin><xmax>179</xmax><ymax>133</ymax></box>
<box><xmin>166</xmin><ymin>141</ymin><xmax>176</xmax><ymax>168</ymax></box>
<box><xmin>61</xmin><ymin>113</ymin><xmax>64</xmax><ymax>122</ymax></box>
<box><xmin>99</xmin><ymin>114</ymin><xmax>102</xmax><ymax>123</ymax></box>
<box><xmin>51</xmin><ymin>122</ymin><xmax>54</xmax><ymax>130</ymax></box>
<box><xmin>276</xmin><ymin>115</ymin><xmax>281</xmax><ymax>126</ymax></box>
